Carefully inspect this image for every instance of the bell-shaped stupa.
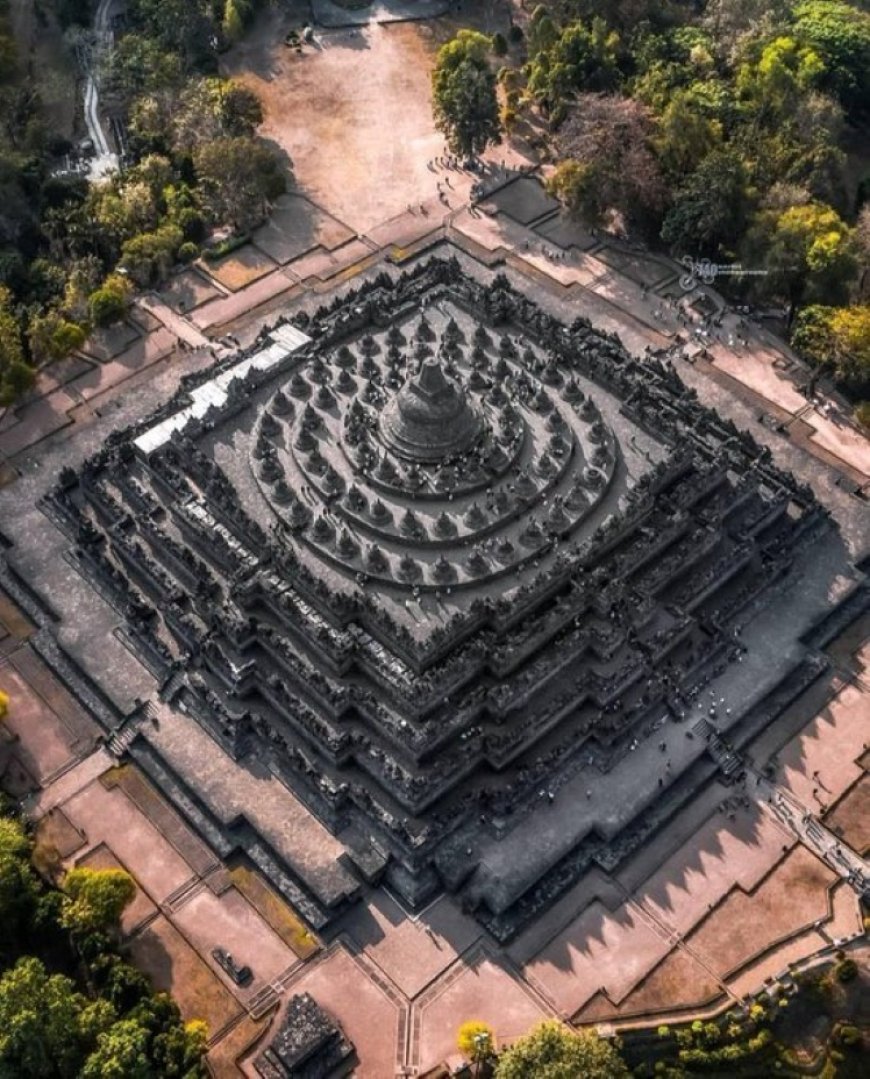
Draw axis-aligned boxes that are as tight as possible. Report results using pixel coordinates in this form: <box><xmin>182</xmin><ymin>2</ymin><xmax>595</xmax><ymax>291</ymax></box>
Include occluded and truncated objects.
<box><xmin>378</xmin><ymin>358</ymin><xmax>482</xmax><ymax>463</ymax></box>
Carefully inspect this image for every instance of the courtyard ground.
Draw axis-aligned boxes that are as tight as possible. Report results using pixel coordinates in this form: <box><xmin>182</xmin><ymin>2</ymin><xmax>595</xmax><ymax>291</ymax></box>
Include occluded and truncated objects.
<box><xmin>1</xmin><ymin>580</ymin><xmax>867</xmax><ymax>1075</ymax></box>
<box><xmin>223</xmin><ymin>4</ymin><xmax>515</xmax><ymax>235</ymax></box>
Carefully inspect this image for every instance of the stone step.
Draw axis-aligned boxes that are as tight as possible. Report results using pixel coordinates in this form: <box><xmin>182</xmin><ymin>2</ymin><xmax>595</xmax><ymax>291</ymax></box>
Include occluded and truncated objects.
<box><xmin>161</xmin><ymin>875</ymin><xmax>204</xmax><ymax>913</ymax></box>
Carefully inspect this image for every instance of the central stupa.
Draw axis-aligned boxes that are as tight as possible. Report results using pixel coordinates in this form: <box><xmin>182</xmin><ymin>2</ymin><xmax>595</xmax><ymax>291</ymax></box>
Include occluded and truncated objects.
<box><xmin>378</xmin><ymin>358</ymin><xmax>483</xmax><ymax>462</ymax></box>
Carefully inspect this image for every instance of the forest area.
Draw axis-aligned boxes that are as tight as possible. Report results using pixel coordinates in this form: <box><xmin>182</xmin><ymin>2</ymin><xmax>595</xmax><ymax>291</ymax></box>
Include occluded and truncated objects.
<box><xmin>440</xmin><ymin>1</ymin><xmax>870</xmax><ymax>411</ymax></box>
<box><xmin>0</xmin><ymin>0</ymin><xmax>280</xmax><ymax>404</ymax></box>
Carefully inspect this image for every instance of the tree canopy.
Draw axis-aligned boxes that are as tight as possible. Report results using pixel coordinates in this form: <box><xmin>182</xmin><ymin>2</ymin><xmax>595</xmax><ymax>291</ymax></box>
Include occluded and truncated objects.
<box><xmin>747</xmin><ymin>201</ymin><xmax>856</xmax><ymax>320</ymax></box>
<box><xmin>549</xmin><ymin>94</ymin><xmax>665</xmax><ymax>233</ymax></box>
<box><xmin>60</xmin><ymin>867</ymin><xmax>137</xmax><ymax>937</ymax></box>
<box><xmin>792</xmin><ymin>302</ymin><xmax>870</xmax><ymax>389</ymax></box>
<box><xmin>494</xmin><ymin>1021</ymin><xmax>630</xmax><ymax>1079</ymax></box>
<box><xmin>792</xmin><ymin>0</ymin><xmax>870</xmax><ymax>114</ymax></box>
<box><xmin>513</xmin><ymin>0</ymin><xmax>868</xmax><ymax>400</ymax></box>
<box><xmin>0</xmin><ymin>801</ymin><xmax>206</xmax><ymax>1078</ymax></box>
<box><xmin>432</xmin><ymin>30</ymin><xmax>501</xmax><ymax>157</ymax></box>
<box><xmin>194</xmin><ymin>136</ymin><xmax>285</xmax><ymax>232</ymax></box>
<box><xmin>0</xmin><ymin>0</ymin><xmax>279</xmax><ymax>405</ymax></box>
<box><xmin>0</xmin><ymin>957</ymin><xmax>110</xmax><ymax>1078</ymax></box>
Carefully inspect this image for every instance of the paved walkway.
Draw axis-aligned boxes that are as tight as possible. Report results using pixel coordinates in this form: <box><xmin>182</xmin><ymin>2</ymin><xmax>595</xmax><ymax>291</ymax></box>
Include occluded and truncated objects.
<box><xmin>28</xmin><ymin>745</ymin><xmax>113</xmax><ymax>816</ymax></box>
<box><xmin>753</xmin><ymin>772</ymin><xmax>869</xmax><ymax>894</ymax></box>
<box><xmin>137</xmin><ymin>293</ymin><xmax>226</xmax><ymax>354</ymax></box>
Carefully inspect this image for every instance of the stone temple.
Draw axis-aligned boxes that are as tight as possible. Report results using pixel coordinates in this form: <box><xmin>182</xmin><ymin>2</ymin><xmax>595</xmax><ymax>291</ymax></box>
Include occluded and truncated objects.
<box><xmin>45</xmin><ymin>259</ymin><xmax>835</xmax><ymax>940</ymax></box>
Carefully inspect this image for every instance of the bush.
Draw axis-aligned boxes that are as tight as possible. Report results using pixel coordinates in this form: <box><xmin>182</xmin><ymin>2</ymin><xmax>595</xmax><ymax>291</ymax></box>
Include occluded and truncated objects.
<box><xmin>835</xmin><ymin>958</ymin><xmax>858</xmax><ymax>982</ymax></box>
<box><xmin>457</xmin><ymin>1020</ymin><xmax>494</xmax><ymax>1061</ymax></box>
<box><xmin>174</xmin><ymin>206</ymin><xmax>207</xmax><ymax>243</ymax></box>
<box><xmin>178</xmin><ymin>242</ymin><xmax>200</xmax><ymax>263</ymax></box>
<box><xmin>833</xmin><ymin>1022</ymin><xmax>861</xmax><ymax>1046</ymax></box>
<box><xmin>0</xmin><ymin>360</ymin><xmax>35</xmax><ymax>405</ymax></box>
<box><xmin>492</xmin><ymin>32</ymin><xmax>508</xmax><ymax>56</ymax></box>
<box><xmin>202</xmin><ymin>233</ymin><xmax>250</xmax><ymax>262</ymax></box>
<box><xmin>508</xmin><ymin>24</ymin><xmax>524</xmax><ymax>44</ymax></box>
<box><xmin>855</xmin><ymin>402</ymin><xmax>870</xmax><ymax>429</ymax></box>
<box><xmin>88</xmin><ymin>275</ymin><xmax>130</xmax><ymax>327</ymax></box>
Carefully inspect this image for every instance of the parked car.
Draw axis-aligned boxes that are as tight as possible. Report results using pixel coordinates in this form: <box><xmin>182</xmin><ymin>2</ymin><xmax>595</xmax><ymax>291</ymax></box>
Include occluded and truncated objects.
<box><xmin>211</xmin><ymin>947</ymin><xmax>253</xmax><ymax>986</ymax></box>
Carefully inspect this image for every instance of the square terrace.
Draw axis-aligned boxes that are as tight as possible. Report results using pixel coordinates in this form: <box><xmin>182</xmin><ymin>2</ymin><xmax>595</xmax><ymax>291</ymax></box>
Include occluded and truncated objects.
<box><xmin>42</xmin><ymin>258</ymin><xmax>839</xmax><ymax>935</ymax></box>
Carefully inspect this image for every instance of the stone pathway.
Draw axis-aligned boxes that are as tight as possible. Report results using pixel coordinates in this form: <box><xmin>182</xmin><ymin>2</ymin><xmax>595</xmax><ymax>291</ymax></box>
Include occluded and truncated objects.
<box><xmin>137</xmin><ymin>293</ymin><xmax>225</xmax><ymax>354</ymax></box>
<box><xmin>28</xmin><ymin>745</ymin><xmax>113</xmax><ymax>816</ymax></box>
<box><xmin>753</xmin><ymin>773</ymin><xmax>869</xmax><ymax>894</ymax></box>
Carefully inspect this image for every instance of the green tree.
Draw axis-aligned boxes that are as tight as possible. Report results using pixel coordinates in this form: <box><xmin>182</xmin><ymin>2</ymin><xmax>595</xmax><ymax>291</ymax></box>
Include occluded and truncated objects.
<box><xmin>0</xmin><ymin>285</ymin><xmax>34</xmax><ymax>404</ymax></box>
<box><xmin>783</xmin><ymin>91</ymin><xmax>847</xmax><ymax>208</ymax></box>
<box><xmin>856</xmin><ymin>204</ymin><xmax>870</xmax><ymax>296</ymax></box>
<box><xmin>194</xmin><ymin>136</ymin><xmax>285</xmax><ymax>231</ymax></box>
<box><xmin>0</xmin><ymin>956</ymin><xmax>110</xmax><ymax>1078</ymax></box>
<box><xmin>655</xmin><ymin>90</ymin><xmax>722</xmax><ymax>180</ymax></box>
<box><xmin>81</xmin><ymin>1019</ymin><xmax>152</xmax><ymax>1079</ymax></box>
<box><xmin>431</xmin><ymin>30</ymin><xmax>501</xmax><ymax>157</ymax></box>
<box><xmin>119</xmin><ymin>223</ymin><xmax>184</xmax><ymax>286</ymax></box>
<box><xmin>27</xmin><ymin>311</ymin><xmax>87</xmax><ymax>365</ymax></box>
<box><xmin>792</xmin><ymin>303</ymin><xmax>870</xmax><ymax>386</ymax></box>
<box><xmin>703</xmin><ymin>0</ymin><xmax>792</xmax><ymax>52</ymax></box>
<box><xmin>527</xmin><ymin>19</ymin><xmax>622</xmax><ymax>117</ymax></box>
<box><xmin>494</xmin><ymin>1021</ymin><xmax>629</xmax><ymax>1079</ymax></box>
<box><xmin>220</xmin><ymin>82</ymin><xmax>263</xmax><ymax>136</ymax></box>
<box><xmin>222</xmin><ymin>0</ymin><xmax>245</xmax><ymax>44</ymax></box>
<box><xmin>88</xmin><ymin>274</ymin><xmax>132</xmax><ymax>327</ymax></box>
<box><xmin>172</xmin><ymin>77</ymin><xmax>262</xmax><ymax>151</ymax></box>
<box><xmin>746</xmin><ymin>201</ymin><xmax>856</xmax><ymax>322</ymax></box>
<box><xmin>528</xmin><ymin>6</ymin><xmax>559</xmax><ymax>58</ymax></box>
<box><xmin>60</xmin><ymin>867</ymin><xmax>136</xmax><ymax>936</ymax></box>
<box><xmin>548</xmin><ymin>159</ymin><xmax>603</xmax><ymax>225</ymax></box>
<box><xmin>126</xmin><ymin>992</ymin><xmax>207</xmax><ymax>1078</ymax></box>
<box><xmin>793</xmin><ymin>0</ymin><xmax>870</xmax><ymax>114</ymax></box>
<box><xmin>736</xmin><ymin>36</ymin><xmax>826</xmax><ymax>124</ymax></box>
<box><xmin>0</xmin><ymin>816</ymin><xmax>39</xmax><ymax>962</ymax></box>
<box><xmin>130</xmin><ymin>0</ymin><xmax>215</xmax><ymax>68</ymax></box>
<box><xmin>107</xmin><ymin>33</ymin><xmax>186</xmax><ymax>98</ymax></box>
<box><xmin>660</xmin><ymin>147</ymin><xmax>752</xmax><ymax>254</ymax></box>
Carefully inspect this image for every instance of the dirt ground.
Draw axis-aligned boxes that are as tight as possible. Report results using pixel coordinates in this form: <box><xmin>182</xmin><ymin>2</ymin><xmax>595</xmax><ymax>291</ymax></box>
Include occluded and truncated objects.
<box><xmin>222</xmin><ymin>5</ymin><xmax>511</xmax><ymax>234</ymax></box>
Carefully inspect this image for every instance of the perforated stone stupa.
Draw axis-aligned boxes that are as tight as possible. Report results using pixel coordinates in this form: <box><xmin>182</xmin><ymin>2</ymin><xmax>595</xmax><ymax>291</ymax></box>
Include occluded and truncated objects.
<box><xmin>48</xmin><ymin>259</ymin><xmax>832</xmax><ymax>939</ymax></box>
<box><xmin>379</xmin><ymin>357</ymin><xmax>483</xmax><ymax>462</ymax></box>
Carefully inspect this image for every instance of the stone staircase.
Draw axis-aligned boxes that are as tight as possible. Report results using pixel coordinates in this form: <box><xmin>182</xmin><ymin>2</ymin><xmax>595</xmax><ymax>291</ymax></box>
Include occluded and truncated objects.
<box><xmin>106</xmin><ymin>701</ymin><xmax>157</xmax><ymax>758</ymax></box>
<box><xmin>693</xmin><ymin>718</ymin><xmax>742</xmax><ymax>779</ymax></box>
